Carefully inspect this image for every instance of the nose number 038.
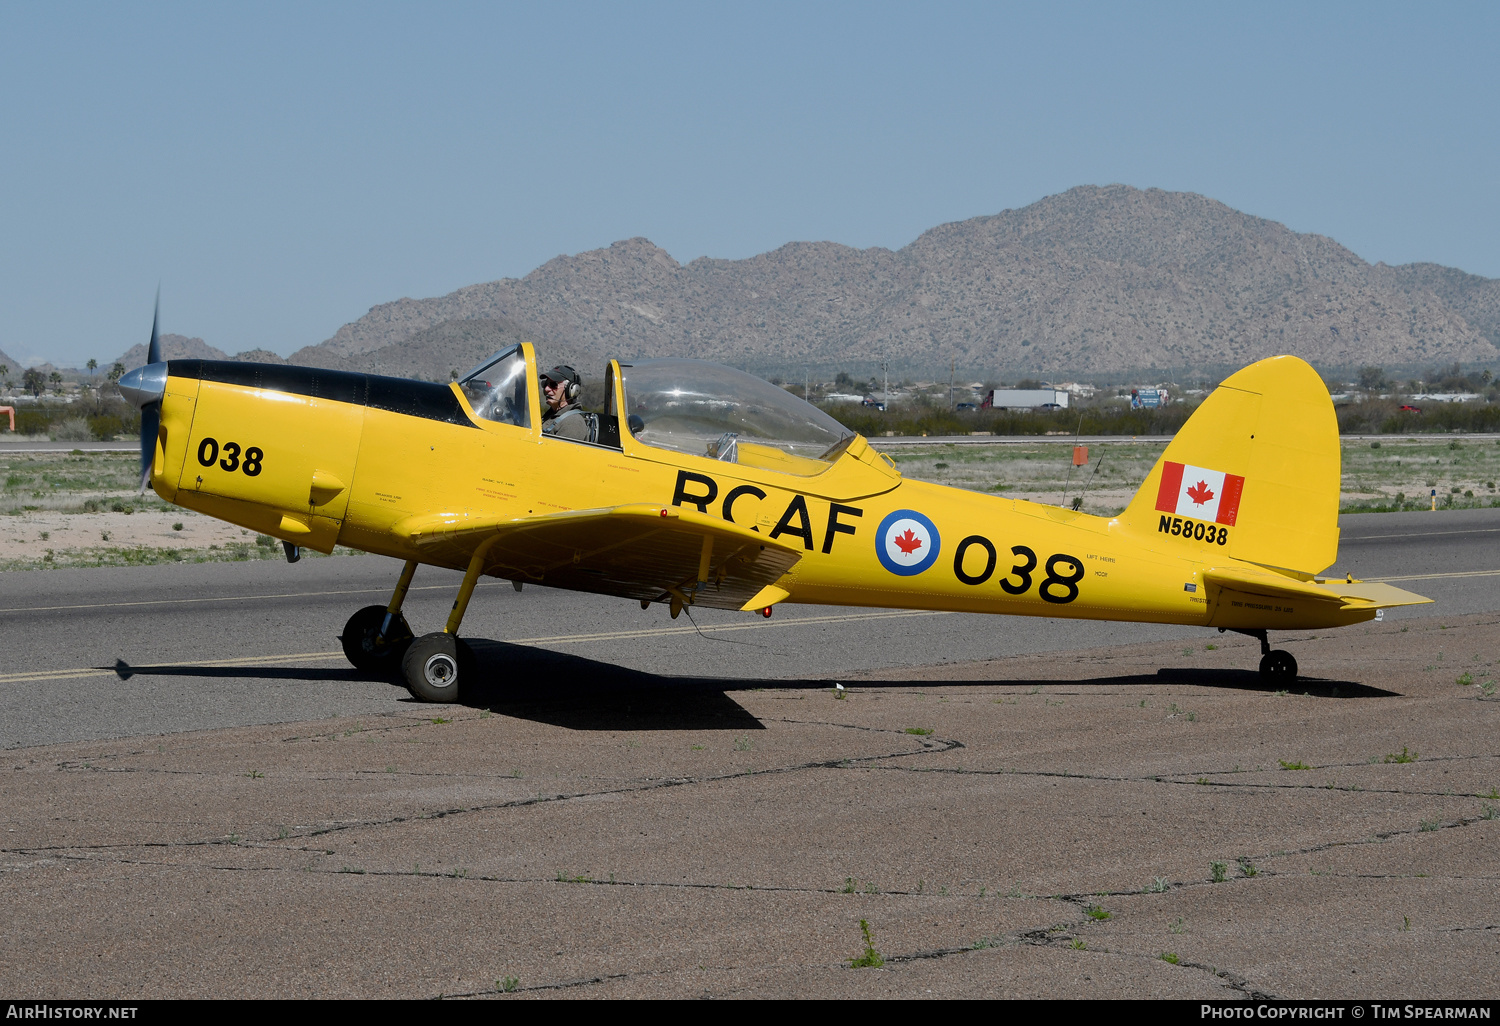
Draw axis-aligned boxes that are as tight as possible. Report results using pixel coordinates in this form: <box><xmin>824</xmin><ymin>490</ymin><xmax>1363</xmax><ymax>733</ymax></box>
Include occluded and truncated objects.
<box><xmin>197</xmin><ymin>437</ymin><xmax>264</xmax><ymax>477</ymax></box>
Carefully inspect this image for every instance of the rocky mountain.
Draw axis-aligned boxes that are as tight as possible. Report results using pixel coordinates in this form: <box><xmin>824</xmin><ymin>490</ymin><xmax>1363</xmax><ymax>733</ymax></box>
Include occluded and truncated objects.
<box><xmin>1372</xmin><ymin>262</ymin><xmax>1500</xmax><ymax>353</ymax></box>
<box><xmin>114</xmin><ymin>334</ymin><xmax>229</xmax><ymax>370</ymax></box>
<box><xmin>294</xmin><ymin>316</ymin><xmax>553</xmax><ymax>381</ymax></box>
<box><xmin>0</xmin><ymin>348</ymin><xmax>19</xmax><ymax>375</ymax></box>
<box><xmin>229</xmin><ymin>348</ymin><xmax>289</xmax><ymax>366</ymax></box>
<box><xmin>287</xmin><ymin>185</ymin><xmax>1500</xmax><ymax>380</ymax></box>
<box><xmin>113</xmin><ymin>335</ymin><xmax>288</xmax><ymax>373</ymax></box>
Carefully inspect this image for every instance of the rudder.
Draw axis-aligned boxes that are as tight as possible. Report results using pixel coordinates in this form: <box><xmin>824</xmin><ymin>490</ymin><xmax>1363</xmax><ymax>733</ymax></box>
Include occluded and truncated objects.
<box><xmin>1117</xmin><ymin>355</ymin><xmax>1340</xmax><ymax>576</ymax></box>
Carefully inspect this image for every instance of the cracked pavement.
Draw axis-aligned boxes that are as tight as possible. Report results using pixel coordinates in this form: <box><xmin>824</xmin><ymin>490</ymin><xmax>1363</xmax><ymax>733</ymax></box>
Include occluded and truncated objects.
<box><xmin>4</xmin><ymin>611</ymin><xmax>1499</xmax><ymax>998</ymax></box>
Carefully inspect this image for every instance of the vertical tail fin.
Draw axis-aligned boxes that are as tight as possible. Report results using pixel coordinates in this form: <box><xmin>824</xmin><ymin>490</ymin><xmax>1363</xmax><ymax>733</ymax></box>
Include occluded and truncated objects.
<box><xmin>1117</xmin><ymin>355</ymin><xmax>1340</xmax><ymax>577</ymax></box>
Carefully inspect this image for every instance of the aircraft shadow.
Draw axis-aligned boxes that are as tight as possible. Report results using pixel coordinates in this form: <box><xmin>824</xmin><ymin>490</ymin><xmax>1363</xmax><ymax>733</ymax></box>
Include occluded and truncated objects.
<box><xmin>460</xmin><ymin>640</ymin><xmax>767</xmax><ymax>731</ymax></box>
<box><xmin>1150</xmin><ymin>667</ymin><xmax>1398</xmax><ymax>698</ymax></box>
<box><xmin>107</xmin><ymin>648</ymin><xmax>1396</xmax><ymax>738</ymax></box>
<box><xmin>108</xmin><ymin>649</ymin><xmax>766</xmax><ymax>731</ymax></box>
<box><xmin>848</xmin><ymin>670</ymin><xmax>1396</xmax><ymax>699</ymax></box>
<box><xmin>111</xmin><ymin>659</ymin><xmax>384</xmax><ymax>683</ymax></box>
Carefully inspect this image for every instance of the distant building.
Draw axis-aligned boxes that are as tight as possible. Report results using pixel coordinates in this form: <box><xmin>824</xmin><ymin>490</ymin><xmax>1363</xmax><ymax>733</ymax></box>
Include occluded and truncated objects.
<box><xmin>1054</xmin><ymin>381</ymin><xmax>1097</xmax><ymax>398</ymax></box>
<box><xmin>1407</xmin><ymin>393</ymin><xmax>1483</xmax><ymax>403</ymax></box>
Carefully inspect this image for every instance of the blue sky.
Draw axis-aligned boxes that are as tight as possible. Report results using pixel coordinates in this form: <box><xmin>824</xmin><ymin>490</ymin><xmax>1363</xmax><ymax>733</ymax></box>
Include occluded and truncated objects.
<box><xmin>2</xmin><ymin>1</ymin><xmax>1496</xmax><ymax>367</ymax></box>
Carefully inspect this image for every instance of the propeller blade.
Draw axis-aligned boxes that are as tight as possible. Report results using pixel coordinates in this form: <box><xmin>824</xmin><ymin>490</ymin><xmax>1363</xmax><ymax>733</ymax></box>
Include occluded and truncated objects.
<box><xmin>147</xmin><ymin>289</ymin><xmax>162</xmax><ymax>365</ymax></box>
<box><xmin>139</xmin><ymin>401</ymin><xmax>160</xmax><ymax>492</ymax></box>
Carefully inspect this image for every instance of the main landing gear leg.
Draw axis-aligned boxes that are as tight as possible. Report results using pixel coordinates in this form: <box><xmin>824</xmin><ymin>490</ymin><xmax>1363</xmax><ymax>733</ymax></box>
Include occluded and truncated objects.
<box><xmin>1225</xmin><ymin>628</ymin><xmax>1298</xmax><ymax>681</ymax></box>
<box><xmin>341</xmin><ymin>559</ymin><xmax>418</xmax><ymax>673</ymax></box>
<box><xmin>402</xmin><ymin>546</ymin><xmax>489</xmax><ymax>703</ymax></box>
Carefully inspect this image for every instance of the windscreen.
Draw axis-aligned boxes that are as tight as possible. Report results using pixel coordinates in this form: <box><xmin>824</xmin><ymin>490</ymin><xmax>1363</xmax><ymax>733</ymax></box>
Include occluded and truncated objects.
<box><xmin>619</xmin><ymin>359</ymin><xmax>853</xmax><ymax>467</ymax></box>
<box><xmin>457</xmin><ymin>346</ymin><xmax>531</xmax><ymax>428</ymax></box>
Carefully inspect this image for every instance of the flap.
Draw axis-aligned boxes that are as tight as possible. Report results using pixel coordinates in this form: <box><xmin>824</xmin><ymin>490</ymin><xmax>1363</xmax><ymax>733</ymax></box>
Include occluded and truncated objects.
<box><xmin>740</xmin><ymin>584</ymin><xmax>791</xmax><ymax>612</ymax></box>
<box><xmin>1204</xmin><ymin>565</ymin><xmax>1432</xmax><ymax>610</ymax></box>
<box><xmin>393</xmin><ymin>503</ymin><xmax>803</xmax><ymax>611</ymax></box>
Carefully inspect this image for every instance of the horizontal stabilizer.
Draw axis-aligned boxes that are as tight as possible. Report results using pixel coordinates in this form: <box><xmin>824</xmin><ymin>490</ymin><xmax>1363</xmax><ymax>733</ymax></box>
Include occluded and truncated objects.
<box><xmin>392</xmin><ymin>503</ymin><xmax>803</xmax><ymax>611</ymax></box>
<box><xmin>1203</xmin><ymin>565</ymin><xmax>1432</xmax><ymax>615</ymax></box>
<box><xmin>1317</xmin><ymin>580</ymin><xmax>1434</xmax><ymax>609</ymax></box>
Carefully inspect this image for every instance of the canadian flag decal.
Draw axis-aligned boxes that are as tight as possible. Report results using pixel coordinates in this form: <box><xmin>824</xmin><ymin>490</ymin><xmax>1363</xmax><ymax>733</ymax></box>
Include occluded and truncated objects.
<box><xmin>1154</xmin><ymin>461</ymin><xmax>1245</xmax><ymax>526</ymax></box>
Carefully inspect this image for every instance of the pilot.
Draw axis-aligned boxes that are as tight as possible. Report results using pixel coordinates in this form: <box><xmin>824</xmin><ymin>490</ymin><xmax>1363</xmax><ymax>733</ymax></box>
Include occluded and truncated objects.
<box><xmin>540</xmin><ymin>365</ymin><xmax>593</xmax><ymax>441</ymax></box>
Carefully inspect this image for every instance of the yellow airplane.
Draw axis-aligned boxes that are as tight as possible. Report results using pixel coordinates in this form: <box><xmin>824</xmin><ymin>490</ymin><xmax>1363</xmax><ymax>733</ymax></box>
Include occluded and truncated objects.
<box><xmin>118</xmin><ymin>311</ymin><xmax>1430</xmax><ymax>702</ymax></box>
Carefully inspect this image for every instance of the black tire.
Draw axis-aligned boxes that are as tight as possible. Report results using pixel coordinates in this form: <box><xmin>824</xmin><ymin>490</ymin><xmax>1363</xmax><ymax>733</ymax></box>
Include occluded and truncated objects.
<box><xmin>402</xmin><ymin>632</ymin><xmax>469</xmax><ymax>703</ymax></box>
<box><xmin>1259</xmin><ymin>650</ymin><xmax>1298</xmax><ymax>680</ymax></box>
<box><xmin>341</xmin><ymin>605</ymin><xmax>414</xmax><ymax>672</ymax></box>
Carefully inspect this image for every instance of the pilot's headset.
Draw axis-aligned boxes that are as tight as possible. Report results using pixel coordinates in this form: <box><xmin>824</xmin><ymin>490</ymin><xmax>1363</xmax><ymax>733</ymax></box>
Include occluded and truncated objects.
<box><xmin>543</xmin><ymin>365</ymin><xmax>581</xmax><ymax>403</ymax></box>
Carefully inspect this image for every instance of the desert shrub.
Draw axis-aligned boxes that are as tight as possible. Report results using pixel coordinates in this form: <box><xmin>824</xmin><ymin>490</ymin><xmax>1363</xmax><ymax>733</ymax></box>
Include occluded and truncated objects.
<box><xmin>50</xmin><ymin>417</ymin><xmax>94</xmax><ymax>441</ymax></box>
<box><xmin>87</xmin><ymin>414</ymin><xmax>128</xmax><ymax>440</ymax></box>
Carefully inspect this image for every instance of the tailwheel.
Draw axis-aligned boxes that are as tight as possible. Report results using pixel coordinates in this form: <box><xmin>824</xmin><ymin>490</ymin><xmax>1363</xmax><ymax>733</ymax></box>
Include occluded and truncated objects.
<box><xmin>1259</xmin><ymin>649</ymin><xmax>1298</xmax><ymax>680</ymax></box>
<box><xmin>341</xmin><ymin>605</ymin><xmax>414</xmax><ymax>672</ymax></box>
<box><xmin>402</xmin><ymin>632</ymin><xmax>474</xmax><ymax>703</ymax></box>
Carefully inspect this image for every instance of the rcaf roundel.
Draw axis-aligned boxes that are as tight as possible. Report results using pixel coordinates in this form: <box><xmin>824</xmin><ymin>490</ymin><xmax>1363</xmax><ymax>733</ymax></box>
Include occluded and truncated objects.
<box><xmin>1155</xmin><ymin>461</ymin><xmax>1245</xmax><ymax>526</ymax></box>
<box><xmin>875</xmin><ymin>509</ymin><xmax>941</xmax><ymax>576</ymax></box>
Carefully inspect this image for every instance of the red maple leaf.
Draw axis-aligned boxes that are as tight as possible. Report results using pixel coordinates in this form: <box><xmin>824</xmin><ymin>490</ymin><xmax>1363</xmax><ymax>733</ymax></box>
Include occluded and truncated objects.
<box><xmin>893</xmin><ymin>528</ymin><xmax>924</xmax><ymax>555</ymax></box>
<box><xmin>1186</xmin><ymin>480</ymin><xmax>1215</xmax><ymax>505</ymax></box>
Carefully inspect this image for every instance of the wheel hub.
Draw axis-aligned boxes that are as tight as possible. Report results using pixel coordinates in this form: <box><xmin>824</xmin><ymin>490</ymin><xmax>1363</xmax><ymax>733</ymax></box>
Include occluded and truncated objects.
<box><xmin>423</xmin><ymin>653</ymin><xmax>458</xmax><ymax>688</ymax></box>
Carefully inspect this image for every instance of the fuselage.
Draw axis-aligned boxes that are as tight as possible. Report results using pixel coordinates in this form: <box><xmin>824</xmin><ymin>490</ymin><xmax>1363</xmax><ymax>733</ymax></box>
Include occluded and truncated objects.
<box><xmin>146</xmin><ymin>354</ymin><xmax>1375</xmax><ymax>633</ymax></box>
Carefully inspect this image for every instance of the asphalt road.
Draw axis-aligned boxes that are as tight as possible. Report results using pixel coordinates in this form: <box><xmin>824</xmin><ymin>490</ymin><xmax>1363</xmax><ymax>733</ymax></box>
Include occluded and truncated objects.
<box><xmin>0</xmin><ymin>440</ymin><xmax>137</xmax><ymax>452</ymax></box>
<box><xmin>2</xmin><ymin>507</ymin><xmax>1496</xmax><ymax>749</ymax></box>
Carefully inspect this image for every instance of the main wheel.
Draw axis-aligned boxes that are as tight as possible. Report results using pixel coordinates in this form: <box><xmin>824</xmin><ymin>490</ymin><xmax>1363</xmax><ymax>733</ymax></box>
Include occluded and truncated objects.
<box><xmin>341</xmin><ymin>605</ymin><xmax>414</xmax><ymax>672</ymax></box>
<box><xmin>402</xmin><ymin>632</ymin><xmax>473</xmax><ymax>703</ymax></box>
<box><xmin>1259</xmin><ymin>649</ymin><xmax>1298</xmax><ymax>680</ymax></box>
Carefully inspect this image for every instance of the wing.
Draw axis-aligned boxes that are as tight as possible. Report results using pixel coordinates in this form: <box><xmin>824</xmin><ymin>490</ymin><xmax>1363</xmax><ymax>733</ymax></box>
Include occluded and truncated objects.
<box><xmin>392</xmin><ymin>503</ymin><xmax>802</xmax><ymax>611</ymax></box>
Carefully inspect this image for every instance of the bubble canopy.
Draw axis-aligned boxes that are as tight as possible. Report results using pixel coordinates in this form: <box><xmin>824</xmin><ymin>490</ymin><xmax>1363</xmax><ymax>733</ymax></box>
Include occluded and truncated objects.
<box><xmin>620</xmin><ymin>359</ymin><xmax>853</xmax><ymax>465</ymax></box>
